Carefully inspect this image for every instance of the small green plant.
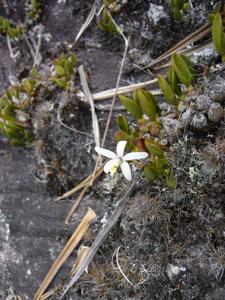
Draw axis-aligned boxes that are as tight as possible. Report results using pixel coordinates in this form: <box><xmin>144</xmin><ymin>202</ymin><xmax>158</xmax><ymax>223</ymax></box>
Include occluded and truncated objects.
<box><xmin>211</xmin><ymin>12</ymin><xmax>225</xmax><ymax>62</ymax></box>
<box><xmin>98</xmin><ymin>8</ymin><xmax>119</xmax><ymax>34</ymax></box>
<box><xmin>0</xmin><ymin>90</ymin><xmax>31</xmax><ymax>146</ymax></box>
<box><xmin>116</xmin><ymin>89</ymin><xmax>176</xmax><ymax>188</ymax></box>
<box><xmin>0</xmin><ymin>16</ymin><xmax>23</xmax><ymax>39</ymax></box>
<box><xmin>0</xmin><ymin>70</ymin><xmax>40</xmax><ymax>146</ymax></box>
<box><xmin>170</xmin><ymin>0</ymin><xmax>189</xmax><ymax>22</ymax></box>
<box><xmin>50</xmin><ymin>53</ymin><xmax>78</xmax><ymax>89</ymax></box>
<box><xmin>25</xmin><ymin>0</ymin><xmax>43</xmax><ymax>25</ymax></box>
<box><xmin>158</xmin><ymin>53</ymin><xmax>195</xmax><ymax>106</ymax></box>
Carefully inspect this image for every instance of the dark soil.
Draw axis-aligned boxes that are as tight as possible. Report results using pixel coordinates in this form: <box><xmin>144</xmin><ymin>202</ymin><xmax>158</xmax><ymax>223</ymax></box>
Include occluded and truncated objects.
<box><xmin>0</xmin><ymin>1</ymin><xmax>225</xmax><ymax>300</ymax></box>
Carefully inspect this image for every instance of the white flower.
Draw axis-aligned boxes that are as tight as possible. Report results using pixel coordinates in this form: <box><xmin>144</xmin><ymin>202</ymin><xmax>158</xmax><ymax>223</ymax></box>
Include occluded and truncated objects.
<box><xmin>95</xmin><ymin>140</ymin><xmax>148</xmax><ymax>181</ymax></box>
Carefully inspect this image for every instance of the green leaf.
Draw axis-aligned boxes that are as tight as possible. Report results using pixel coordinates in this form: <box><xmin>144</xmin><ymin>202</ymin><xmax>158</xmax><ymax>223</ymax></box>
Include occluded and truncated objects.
<box><xmin>2</xmin><ymin>105</ymin><xmax>15</xmax><ymax>116</ymax></box>
<box><xmin>136</xmin><ymin>90</ymin><xmax>157</xmax><ymax>121</ymax></box>
<box><xmin>52</xmin><ymin>78</ymin><xmax>68</xmax><ymax>89</ymax></box>
<box><xmin>119</xmin><ymin>95</ymin><xmax>142</xmax><ymax>120</ymax></box>
<box><xmin>173</xmin><ymin>8</ymin><xmax>182</xmax><ymax>22</ymax></box>
<box><xmin>55</xmin><ymin>65</ymin><xmax>65</xmax><ymax>76</ymax></box>
<box><xmin>116</xmin><ymin>115</ymin><xmax>129</xmax><ymax>133</ymax></box>
<box><xmin>172</xmin><ymin>53</ymin><xmax>192</xmax><ymax>87</ymax></box>
<box><xmin>168</xmin><ymin>65</ymin><xmax>182</xmax><ymax>96</ymax></box>
<box><xmin>212</xmin><ymin>12</ymin><xmax>225</xmax><ymax>56</ymax></box>
<box><xmin>157</xmin><ymin>75</ymin><xmax>177</xmax><ymax>105</ymax></box>
<box><xmin>171</xmin><ymin>0</ymin><xmax>184</xmax><ymax>10</ymax></box>
<box><xmin>168</xmin><ymin>66</ymin><xmax>182</xmax><ymax>96</ymax></box>
<box><xmin>144</xmin><ymin>164</ymin><xmax>159</xmax><ymax>181</ymax></box>
<box><xmin>65</xmin><ymin>61</ymin><xmax>73</xmax><ymax>75</ymax></box>
<box><xmin>144</xmin><ymin>139</ymin><xmax>165</xmax><ymax>158</ymax></box>
<box><xmin>70</xmin><ymin>53</ymin><xmax>77</xmax><ymax>65</ymax></box>
<box><xmin>22</xmin><ymin>79</ymin><xmax>33</xmax><ymax>94</ymax></box>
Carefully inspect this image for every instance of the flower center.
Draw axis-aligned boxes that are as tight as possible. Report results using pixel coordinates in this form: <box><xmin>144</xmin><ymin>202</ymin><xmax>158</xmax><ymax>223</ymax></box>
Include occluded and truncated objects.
<box><xmin>109</xmin><ymin>159</ymin><xmax>121</xmax><ymax>176</ymax></box>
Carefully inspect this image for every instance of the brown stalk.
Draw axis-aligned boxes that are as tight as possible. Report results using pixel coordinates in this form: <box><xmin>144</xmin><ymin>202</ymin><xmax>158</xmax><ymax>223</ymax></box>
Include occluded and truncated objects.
<box><xmin>64</xmin><ymin>185</ymin><xmax>90</xmax><ymax>225</ymax></box>
<box><xmin>57</xmin><ymin>165</ymin><xmax>104</xmax><ymax>201</ymax></box>
<box><xmin>144</xmin><ymin>23</ymin><xmax>211</xmax><ymax>69</ymax></box>
<box><xmin>60</xmin><ymin>175</ymin><xmax>138</xmax><ymax>299</ymax></box>
<box><xmin>33</xmin><ymin>208</ymin><xmax>96</xmax><ymax>300</ymax></box>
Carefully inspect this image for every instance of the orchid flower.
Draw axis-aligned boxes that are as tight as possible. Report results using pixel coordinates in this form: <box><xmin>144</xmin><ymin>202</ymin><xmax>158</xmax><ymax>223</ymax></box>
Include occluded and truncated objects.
<box><xmin>95</xmin><ymin>141</ymin><xmax>148</xmax><ymax>181</ymax></box>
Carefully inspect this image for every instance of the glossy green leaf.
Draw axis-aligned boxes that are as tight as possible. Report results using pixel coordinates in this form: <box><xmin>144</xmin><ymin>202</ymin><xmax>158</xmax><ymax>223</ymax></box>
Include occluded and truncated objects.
<box><xmin>116</xmin><ymin>115</ymin><xmax>129</xmax><ymax>133</ymax></box>
<box><xmin>55</xmin><ymin>65</ymin><xmax>65</xmax><ymax>76</ymax></box>
<box><xmin>119</xmin><ymin>95</ymin><xmax>142</xmax><ymax>120</ymax></box>
<box><xmin>70</xmin><ymin>53</ymin><xmax>78</xmax><ymax>65</ymax></box>
<box><xmin>157</xmin><ymin>75</ymin><xmax>177</xmax><ymax>105</ymax></box>
<box><xmin>172</xmin><ymin>53</ymin><xmax>192</xmax><ymax>87</ymax></box>
<box><xmin>136</xmin><ymin>90</ymin><xmax>157</xmax><ymax>121</ymax></box>
<box><xmin>65</xmin><ymin>61</ymin><xmax>73</xmax><ymax>75</ymax></box>
<box><xmin>52</xmin><ymin>78</ymin><xmax>68</xmax><ymax>89</ymax></box>
<box><xmin>212</xmin><ymin>12</ymin><xmax>225</xmax><ymax>56</ymax></box>
<box><xmin>168</xmin><ymin>66</ymin><xmax>182</xmax><ymax>96</ymax></box>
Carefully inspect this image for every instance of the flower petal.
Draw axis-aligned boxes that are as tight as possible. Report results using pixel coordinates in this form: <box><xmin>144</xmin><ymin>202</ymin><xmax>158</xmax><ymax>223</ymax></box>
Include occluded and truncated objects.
<box><xmin>95</xmin><ymin>147</ymin><xmax>117</xmax><ymax>159</ymax></box>
<box><xmin>104</xmin><ymin>159</ymin><xmax>118</xmax><ymax>173</ymax></box>
<box><xmin>123</xmin><ymin>152</ymin><xmax>148</xmax><ymax>161</ymax></box>
<box><xmin>120</xmin><ymin>161</ymin><xmax>132</xmax><ymax>181</ymax></box>
<box><xmin>116</xmin><ymin>140</ymin><xmax>127</xmax><ymax>158</ymax></box>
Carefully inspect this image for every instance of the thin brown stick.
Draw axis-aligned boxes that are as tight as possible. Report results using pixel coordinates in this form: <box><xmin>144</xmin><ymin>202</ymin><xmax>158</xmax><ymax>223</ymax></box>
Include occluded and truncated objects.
<box><xmin>57</xmin><ymin>165</ymin><xmax>104</xmax><ymax>200</ymax></box>
<box><xmin>71</xmin><ymin>1</ymin><xmax>98</xmax><ymax>48</ymax></box>
<box><xmin>101</xmin><ymin>10</ymin><xmax>130</xmax><ymax>148</ymax></box>
<box><xmin>33</xmin><ymin>208</ymin><xmax>96</xmax><ymax>300</ymax></box>
<box><xmin>78</xmin><ymin>65</ymin><xmax>100</xmax><ymax>148</ymax></box>
<box><xmin>152</xmin><ymin>41</ymin><xmax>213</xmax><ymax>71</ymax></box>
<box><xmin>64</xmin><ymin>185</ymin><xmax>90</xmax><ymax>225</ymax></box>
<box><xmin>144</xmin><ymin>23</ymin><xmax>211</xmax><ymax>69</ymax></box>
<box><xmin>92</xmin><ymin>79</ymin><xmax>158</xmax><ymax>101</ymax></box>
<box><xmin>60</xmin><ymin>175</ymin><xmax>138</xmax><ymax>299</ymax></box>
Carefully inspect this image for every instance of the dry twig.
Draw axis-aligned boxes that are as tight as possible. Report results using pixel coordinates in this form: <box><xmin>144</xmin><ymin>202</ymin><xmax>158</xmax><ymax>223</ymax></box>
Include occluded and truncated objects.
<box><xmin>33</xmin><ymin>208</ymin><xmax>96</xmax><ymax>300</ymax></box>
<box><xmin>60</xmin><ymin>174</ymin><xmax>138</xmax><ymax>299</ymax></box>
<box><xmin>79</xmin><ymin>65</ymin><xmax>100</xmax><ymax>148</ymax></box>
<box><xmin>71</xmin><ymin>1</ymin><xmax>98</xmax><ymax>48</ymax></box>
<box><xmin>92</xmin><ymin>79</ymin><xmax>158</xmax><ymax>101</ymax></box>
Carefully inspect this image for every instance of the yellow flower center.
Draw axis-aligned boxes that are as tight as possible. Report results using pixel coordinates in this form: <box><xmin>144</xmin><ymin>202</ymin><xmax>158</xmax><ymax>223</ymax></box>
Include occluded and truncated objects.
<box><xmin>109</xmin><ymin>159</ymin><xmax>121</xmax><ymax>176</ymax></box>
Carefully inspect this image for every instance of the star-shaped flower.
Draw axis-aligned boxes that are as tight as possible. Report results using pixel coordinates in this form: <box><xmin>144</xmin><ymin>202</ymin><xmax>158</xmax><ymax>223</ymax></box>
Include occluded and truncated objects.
<box><xmin>95</xmin><ymin>140</ymin><xmax>148</xmax><ymax>181</ymax></box>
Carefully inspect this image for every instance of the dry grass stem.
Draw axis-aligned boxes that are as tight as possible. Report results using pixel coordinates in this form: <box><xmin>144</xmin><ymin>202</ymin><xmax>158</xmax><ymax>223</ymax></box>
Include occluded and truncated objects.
<box><xmin>6</xmin><ymin>36</ymin><xmax>18</xmax><ymax>62</ymax></box>
<box><xmin>100</xmin><ymin>10</ymin><xmax>130</xmax><ymax>148</ymax></box>
<box><xmin>92</xmin><ymin>79</ymin><xmax>158</xmax><ymax>101</ymax></box>
<box><xmin>33</xmin><ymin>25</ymin><xmax>43</xmax><ymax>67</ymax></box>
<box><xmin>71</xmin><ymin>1</ymin><xmax>98</xmax><ymax>48</ymax></box>
<box><xmin>57</xmin><ymin>165</ymin><xmax>104</xmax><ymax>200</ymax></box>
<box><xmin>70</xmin><ymin>245</ymin><xmax>90</xmax><ymax>276</ymax></box>
<box><xmin>64</xmin><ymin>185</ymin><xmax>90</xmax><ymax>225</ymax></box>
<box><xmin>60</xmin><ymin>175</ymin><xmax>138</xmax><ymax>299</ymax></box>
<box><xmin>112</xmin><ymin>246</ymin><xmax>134</xmax><ymax>287</ymax></box>
<box><xmin>153</xmin><ymin>41</ymin><xmax>213</xmax><ymax>71</ymax></box>
<box><xmin>79</xmin><ymin>65</ymin><xmax>100</xmax><ymax>148</ymax></box>
<box><xmin>33</xmin><ymin>208</ymin><xmax>96</xmax><ymax>300</ymax></box>
<box><xmin>144</xmin><ymin>23</ymin><xmax>211</xmax><ymax>69</ymax></box>
<box><xmin>23</xmin><ymin>33</ymin><xmax>36</xmax><ymax>59</ymax></box>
